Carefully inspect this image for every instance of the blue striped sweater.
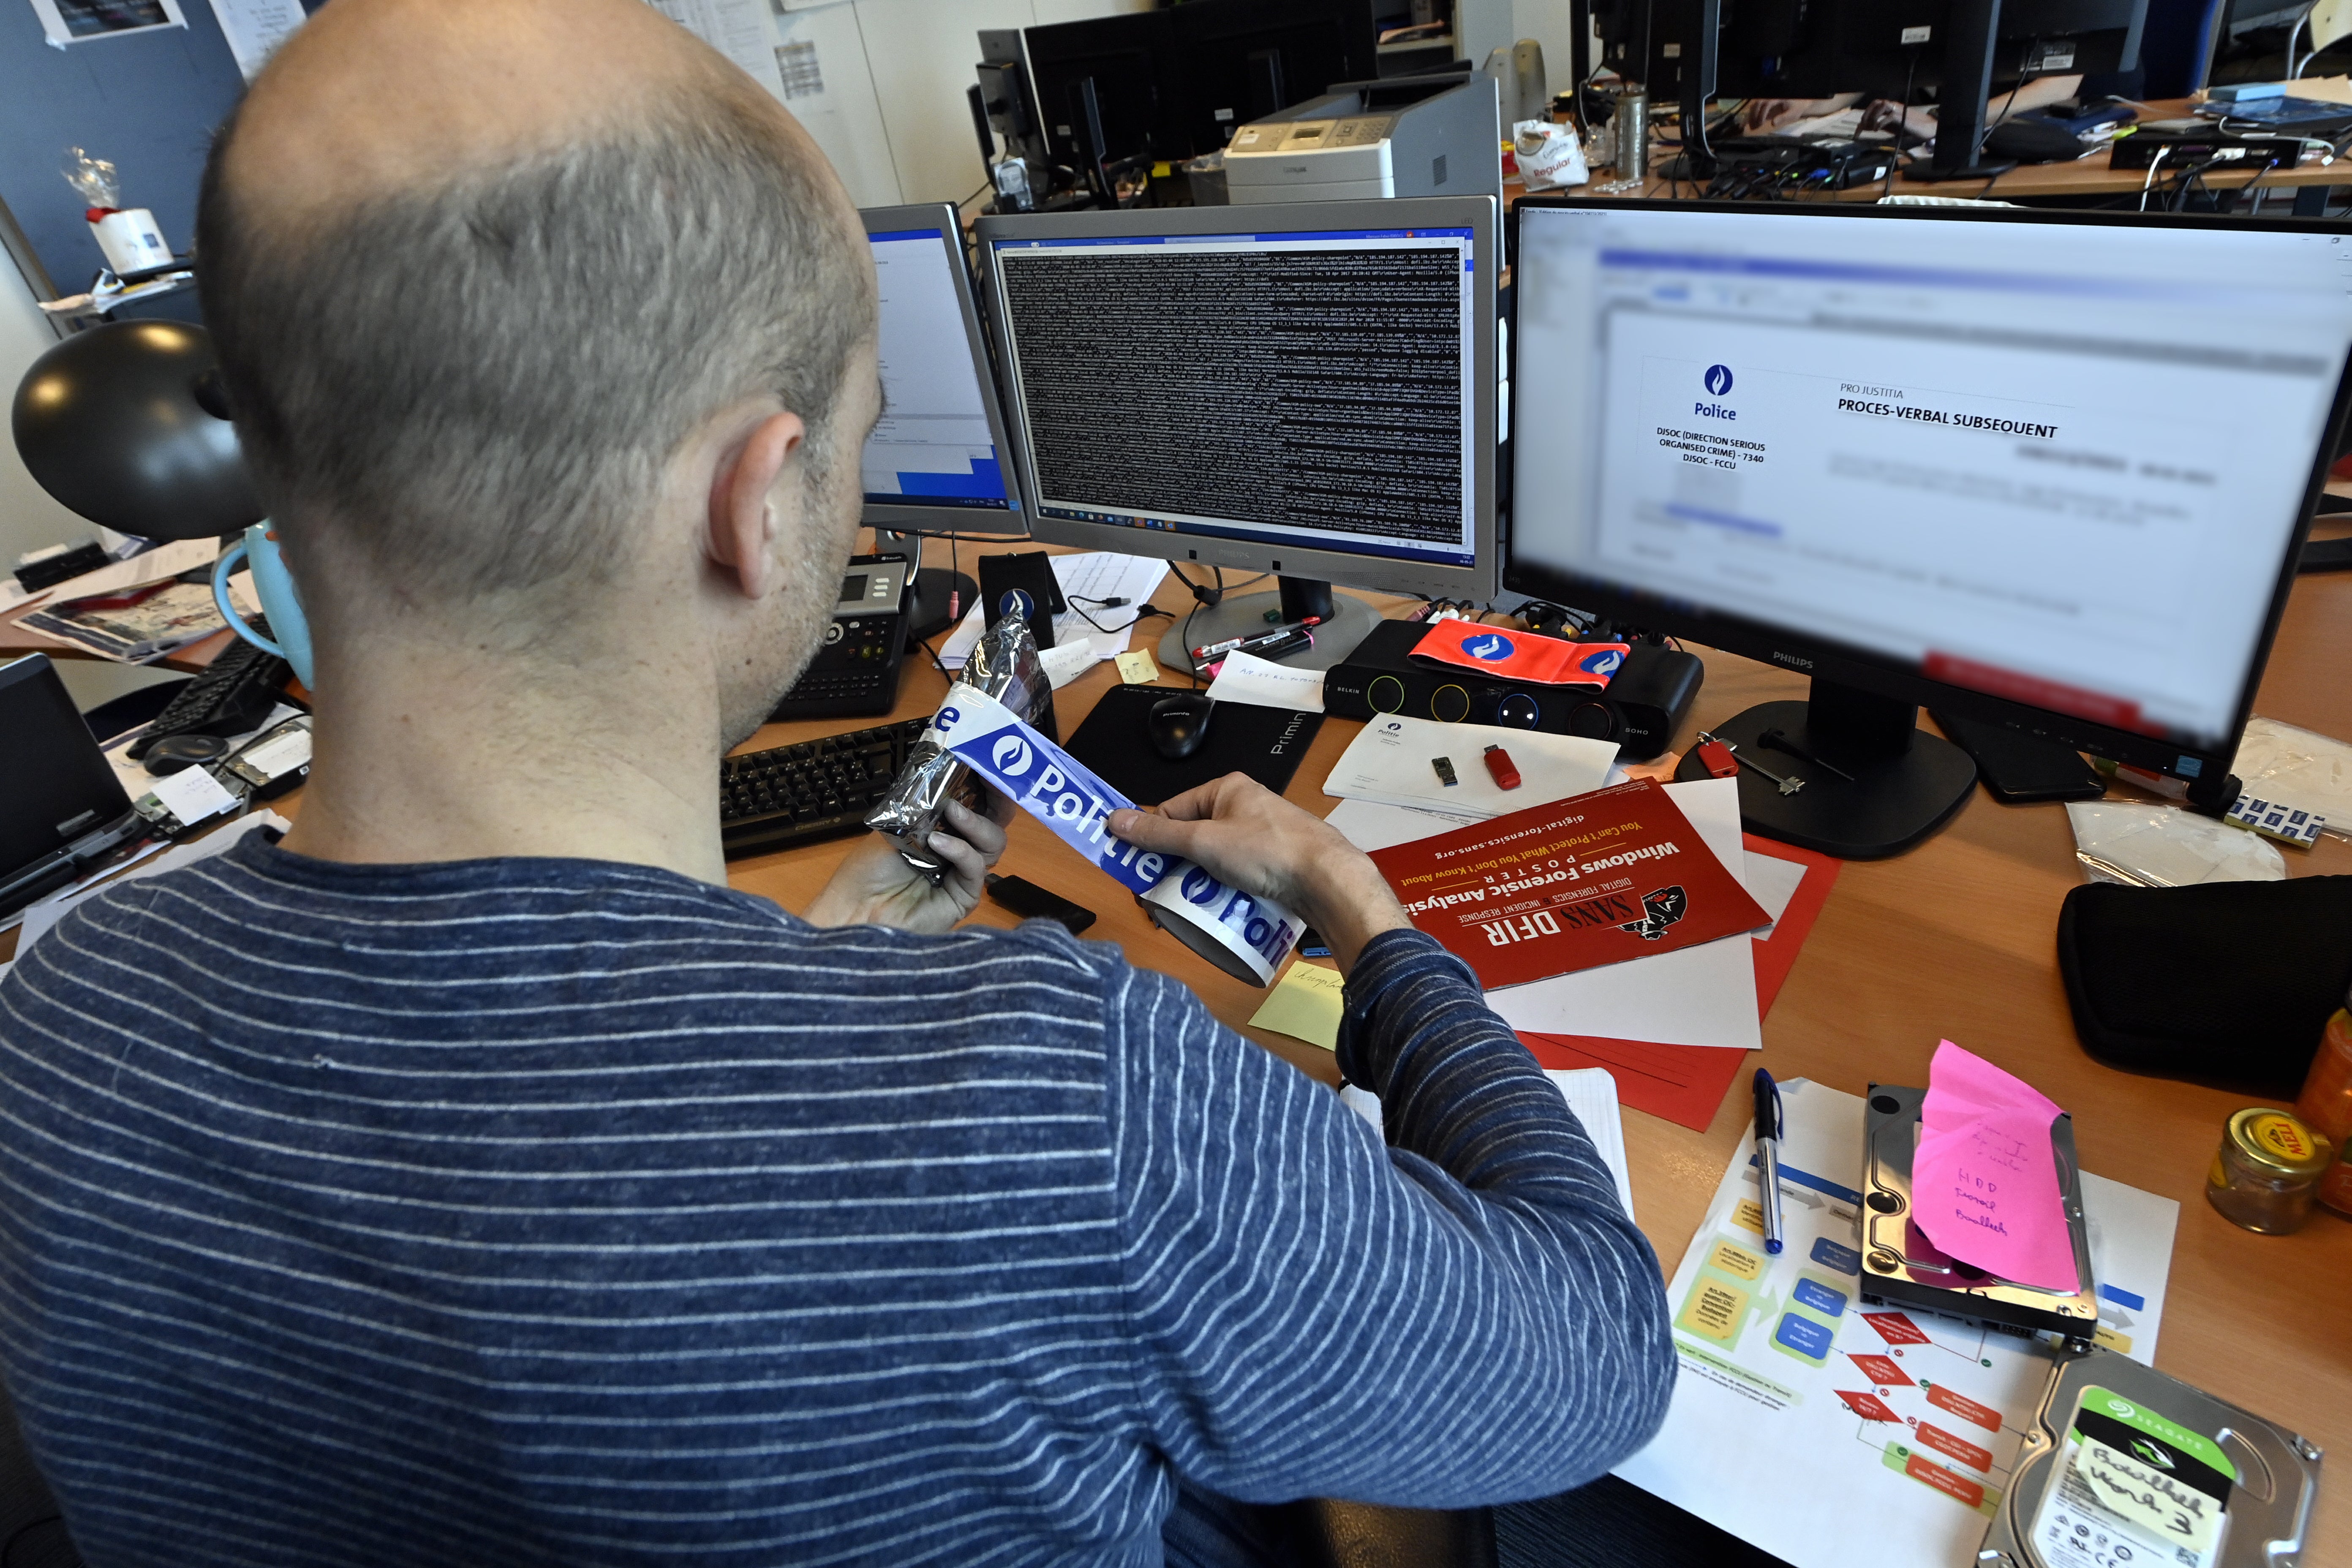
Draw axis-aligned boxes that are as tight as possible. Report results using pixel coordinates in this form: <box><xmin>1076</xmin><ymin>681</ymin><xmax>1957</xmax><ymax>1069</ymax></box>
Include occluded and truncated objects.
<box><xmin>0</xmin><ymin>833</ymin><xmax>1673</xmax><ymax>1566</ymax></box>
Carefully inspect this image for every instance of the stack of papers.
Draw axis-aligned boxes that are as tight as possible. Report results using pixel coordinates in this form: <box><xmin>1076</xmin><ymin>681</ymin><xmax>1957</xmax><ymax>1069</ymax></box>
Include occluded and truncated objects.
<box><xmin>1323</xmin><ymin>770</ymin><xmax>1843</xmax><ymax>1130</ymax></box>
<box><xmin>6</xmin><ymin>539</ymin><xmax>227</xmax><ymax>663</ymax></box>
<box><xmin>936</xmin><ymin>552</ymin><xmax>1169</xmax><ymax>675</ymax></box>
<box><xmin>1326</xmin><ymin>779</ymin><xmax>1762</xmax><ymax>1051</ymax></box>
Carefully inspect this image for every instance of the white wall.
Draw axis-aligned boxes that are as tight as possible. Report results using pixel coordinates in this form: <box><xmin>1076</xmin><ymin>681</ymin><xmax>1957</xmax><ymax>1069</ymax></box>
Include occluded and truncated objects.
<box><xmin>765</xmin><ymin>0</ymin><xmax>1155</xmax><ymax>212</ymax></box>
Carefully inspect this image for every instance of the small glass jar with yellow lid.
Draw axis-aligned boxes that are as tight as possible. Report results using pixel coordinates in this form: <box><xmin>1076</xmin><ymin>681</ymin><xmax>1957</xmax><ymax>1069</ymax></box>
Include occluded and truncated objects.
<box><xmin>2207</xmin><ymin>1108</ymin><xmax>2335</xmax><ymax>1235</ymax></box>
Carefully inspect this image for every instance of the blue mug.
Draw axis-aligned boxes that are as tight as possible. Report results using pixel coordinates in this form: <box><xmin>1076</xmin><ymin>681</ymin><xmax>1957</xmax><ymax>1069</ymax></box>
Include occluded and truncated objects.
<box><xmin>210</xmin><ymin>522</ymin><xmax>314</xmax><ymax>689</ymax></box>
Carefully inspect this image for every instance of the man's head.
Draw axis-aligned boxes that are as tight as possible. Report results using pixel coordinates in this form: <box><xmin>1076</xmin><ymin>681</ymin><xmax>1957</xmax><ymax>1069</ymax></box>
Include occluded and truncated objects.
<box><xmin>197</xmin><ymin>0</ymin><xmax>877</xmax><ymax>746</ymax></box>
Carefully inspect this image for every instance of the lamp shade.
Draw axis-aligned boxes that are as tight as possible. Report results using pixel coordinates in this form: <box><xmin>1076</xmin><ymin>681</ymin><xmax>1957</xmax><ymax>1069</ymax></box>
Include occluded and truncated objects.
<box><xmin>11</xmin><ymin>321</ymin><xmax>264</xmax><ymax>542</ymax></box>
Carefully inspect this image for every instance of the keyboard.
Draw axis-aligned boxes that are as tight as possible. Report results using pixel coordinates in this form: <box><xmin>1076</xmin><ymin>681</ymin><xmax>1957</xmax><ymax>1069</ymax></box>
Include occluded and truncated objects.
<box><xmin>719</xmin><ymin>716</ymin><xmax>931</xmax><ymax>860</ymax></box>
<box><xmin>127</xmin><ymin>636</ymin><xmax>294</xmax><ymax>761</ymax></box>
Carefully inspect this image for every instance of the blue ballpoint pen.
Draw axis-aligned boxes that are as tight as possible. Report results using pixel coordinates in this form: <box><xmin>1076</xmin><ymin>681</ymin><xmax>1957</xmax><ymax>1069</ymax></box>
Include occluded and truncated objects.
<box><xmin>1753</xmin><ymin>1068</ymin><xmax>1786</xmax><ymax>1255</ymax></box>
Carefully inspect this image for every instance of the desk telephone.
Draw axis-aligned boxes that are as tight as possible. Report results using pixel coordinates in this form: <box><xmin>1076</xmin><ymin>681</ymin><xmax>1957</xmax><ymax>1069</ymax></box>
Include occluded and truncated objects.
<box><xmin>768</xmin><ymin>553</ymin><xmax>912</xmax><ymax>721</ymax></box>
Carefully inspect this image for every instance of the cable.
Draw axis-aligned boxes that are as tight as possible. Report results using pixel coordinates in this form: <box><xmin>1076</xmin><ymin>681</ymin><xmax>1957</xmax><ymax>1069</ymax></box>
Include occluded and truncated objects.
<box><xmin>1884</xmin><ymin>48</ymin><xmax>1922</xmax><ymax>201</ymax></box>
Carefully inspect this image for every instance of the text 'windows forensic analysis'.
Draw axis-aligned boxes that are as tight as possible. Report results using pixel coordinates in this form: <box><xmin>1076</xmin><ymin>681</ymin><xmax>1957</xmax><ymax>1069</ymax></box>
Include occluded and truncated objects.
<box><xmin>1513</xmin><ymin>207</ymin><xmax>2352</xmax><ymax>751</ymax></box>
<box><xmin>991</xmin><ymin>230</ymin><xmax>1478</xmax><ymax>568</ymax></box>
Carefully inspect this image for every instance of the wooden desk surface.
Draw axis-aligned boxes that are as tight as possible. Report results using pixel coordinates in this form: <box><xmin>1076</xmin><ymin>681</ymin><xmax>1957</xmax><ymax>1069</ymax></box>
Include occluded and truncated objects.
<box><xmin>1577</xmin><ymin>97</ymin><xmax>2349</xmax><ymax>203</ymax></box>
<box><xmin>19</xmin><ymin>527</ymin><xmax>2347</xmax><ymax>1557</ymax></box>
<box><xmin>728</xmin><ymin>531</ymin><xmax>2352</xmax><ymax>1560</ymax></box>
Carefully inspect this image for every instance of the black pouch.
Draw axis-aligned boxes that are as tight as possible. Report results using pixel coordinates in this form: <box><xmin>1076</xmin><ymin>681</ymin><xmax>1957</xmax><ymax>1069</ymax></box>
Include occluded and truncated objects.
<box><xmin>2055</xmin><ymin>876</ymin><xmax>2352</xmax><ymax>1093</ymax></box>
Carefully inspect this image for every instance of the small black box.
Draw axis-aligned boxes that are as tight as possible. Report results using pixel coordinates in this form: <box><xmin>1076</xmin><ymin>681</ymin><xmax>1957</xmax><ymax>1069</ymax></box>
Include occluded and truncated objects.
<box><xmin>1322</xmin><ymin>621</ymin><xmax>1701</xmax><ymax>760</ymax></box>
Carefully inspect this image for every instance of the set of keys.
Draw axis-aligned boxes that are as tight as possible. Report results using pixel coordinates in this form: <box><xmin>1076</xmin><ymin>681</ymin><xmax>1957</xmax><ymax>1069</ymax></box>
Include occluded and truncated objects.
<box><xmin>1695</xmin><ymin>730</ymin><xmax>1805</xmax><ymax>795</ymax></box>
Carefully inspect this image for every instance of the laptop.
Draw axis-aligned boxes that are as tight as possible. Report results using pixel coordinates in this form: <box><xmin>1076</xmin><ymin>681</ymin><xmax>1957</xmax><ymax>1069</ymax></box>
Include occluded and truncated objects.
<box><xmin>1</xmin><ymin>654</ymin><xmax>141</xmax><ymax>919</ymax></box>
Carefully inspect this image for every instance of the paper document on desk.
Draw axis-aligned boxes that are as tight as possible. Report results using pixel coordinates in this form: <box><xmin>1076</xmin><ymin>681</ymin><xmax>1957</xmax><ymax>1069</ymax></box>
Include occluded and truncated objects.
<box><xmin>1322</xmin><ymin>781</ymin><xmax>1765</xmax><ymax>1051</ymax></box>
<box><xmin>1613</xmin><ymin>1078</ymin><xmax>2177</xmax><ymax>1568</ymax></box>
<box><xmin>1204</xmin><ymin>651</ymin><xmax>1324</xmax><ymax>712</ymax></box>
<box><xmin>1339</xmin><ymin>1066</ymin><xmax>1631</xmax><ymax>1220</ymax></box>
<box><xmin>1483</xmin><ymin>780</ymin><xmax>1762</xmax><ymax>1052</ymax></box>
<box><xmin>938</xmin><ymin>552</ymin><xmax>1168</xmax><ymax>671</ymax></box>
<box><xmin>1323</xmin><ymin>713</ymin><xmax>1615</xmax><ymax>818</ymax></box>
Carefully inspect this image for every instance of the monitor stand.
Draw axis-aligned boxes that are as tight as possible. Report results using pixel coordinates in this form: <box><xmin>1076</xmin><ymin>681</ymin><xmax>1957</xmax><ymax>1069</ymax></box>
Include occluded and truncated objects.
<box><xmin>873</xmin><ymin>530</ymin><xmax>977</xmax><ymax>642</ymax></box>
<box><xmin>1675</xmin><ymin>678</ymin><xmax>1977</xmax><ymax>860</ymax></box>
<box><xmin>905</xmin><ymin>566</ymin><xmax>977</xmax><ymax>642</ymax></box>
<box><xmin>1152</xmin><ymin>576</ymin><xmax>1380</xmax><ymax>677</ymax></box>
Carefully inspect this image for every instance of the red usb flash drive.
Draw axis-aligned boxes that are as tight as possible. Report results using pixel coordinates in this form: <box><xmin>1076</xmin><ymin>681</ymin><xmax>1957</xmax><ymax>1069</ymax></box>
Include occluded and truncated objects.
<box><xmin>1697</xmin><ymin>739</ymin><xmax>1740</xmax><ymax>779</ymax></box>
<box><xmin>1483</xmin><ymin>745</ymin><xmax>1522</xmax><ymax>790</ymax></box>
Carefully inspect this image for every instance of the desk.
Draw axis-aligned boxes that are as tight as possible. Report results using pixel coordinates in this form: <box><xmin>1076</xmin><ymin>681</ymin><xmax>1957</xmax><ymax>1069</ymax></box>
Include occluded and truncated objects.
<box><xmin>728</xmin><ymin>530</ymin><xmax>2352</xmax><ymax>1562</ymax></box>
<box><xmin>9</xmin><ymin>529</ymin><xmax>2345</xmax><ymax>1561</ymax></box>
<box><xmin>1573</xmin><ymin>96</ymin><xmax>2348</xmax><ymax>204</ymax></box>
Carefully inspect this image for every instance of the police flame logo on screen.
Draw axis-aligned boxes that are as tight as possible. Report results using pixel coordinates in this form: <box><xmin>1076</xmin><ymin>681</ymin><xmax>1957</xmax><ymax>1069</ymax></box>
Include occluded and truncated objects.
<box><xmin>1704</xmin><ymin>364</ymin><xmax>1734</xmax><ymax>397</ymax></box>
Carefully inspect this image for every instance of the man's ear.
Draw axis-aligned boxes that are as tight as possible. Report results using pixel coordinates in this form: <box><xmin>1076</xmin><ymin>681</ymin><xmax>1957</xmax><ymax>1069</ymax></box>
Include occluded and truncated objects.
<box><xmin>705</xmin><ymin>410</ymin><xmax>807</xmax><ymax>601</ymax></box>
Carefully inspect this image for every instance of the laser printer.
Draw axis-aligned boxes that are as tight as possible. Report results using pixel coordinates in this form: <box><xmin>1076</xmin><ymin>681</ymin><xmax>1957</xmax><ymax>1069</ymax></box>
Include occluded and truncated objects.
<box><xmin>1222</xmin><ymin>70</ymin><xmax>1500</xmax><ymax>203</ymax></box>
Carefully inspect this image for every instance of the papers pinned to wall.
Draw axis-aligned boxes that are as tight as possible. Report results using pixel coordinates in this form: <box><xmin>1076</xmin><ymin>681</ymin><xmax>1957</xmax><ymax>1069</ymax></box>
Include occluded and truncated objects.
<box><xmin>30</xmin><ymin>0</ymin><xmax>187</xmax><ymax>48</ymax></box>
<box><xmin>203</xmin><ymin>0</ymin><xmax>304</xmax><ymax>79</ymax></box>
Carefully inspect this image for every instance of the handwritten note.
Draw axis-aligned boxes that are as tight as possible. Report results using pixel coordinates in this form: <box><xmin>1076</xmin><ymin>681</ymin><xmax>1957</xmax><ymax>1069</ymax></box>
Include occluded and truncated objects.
<box><xmin>1204</xmin><ymin>650</ymin><xmax>1326</xmax><ymax>713</ymax></box>
<box><xmin>1911</xmin><ymin>1040</ymin><xmax>2078</xmax><ymax>1290</ymax></box>
<box><xmin>1248</xmin><ymin>961</ymin><xmax>1346</xmax><ymax>1049</ymax></box>
<box><xmin>2071</xmin><ymin>1440</ymin><xmax>2225</xmax><ymax>1560</ymax></box>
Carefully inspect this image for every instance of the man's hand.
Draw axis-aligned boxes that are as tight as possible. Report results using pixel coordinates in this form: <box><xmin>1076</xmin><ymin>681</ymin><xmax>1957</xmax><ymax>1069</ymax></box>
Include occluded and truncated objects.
<box><xmin>804</xmin><ymin>794</ymin><xmax>1012</xmax><ymax>934</ymax></box>
<box><xmin>1108</xmin><ymin>774</ymin><xmax>1410</xmax><ymax>972</ymax></box>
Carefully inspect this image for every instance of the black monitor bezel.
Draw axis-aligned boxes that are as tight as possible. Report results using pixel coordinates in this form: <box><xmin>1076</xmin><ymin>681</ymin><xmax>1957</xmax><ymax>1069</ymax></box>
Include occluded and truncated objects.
<box><xmin>975</xmin><ymin>195</ymin><xmax>1503</xmax><ymax>604</ymax></box>
<box><xmin>1504</xmin><ymin>194</ymin><xmax>2352</xmax><ymax>784</ymax></box>
<box><xmin>858</xmin><ymin>203</ymin><xmax>1030</xmax><ymax>542</ymax></box>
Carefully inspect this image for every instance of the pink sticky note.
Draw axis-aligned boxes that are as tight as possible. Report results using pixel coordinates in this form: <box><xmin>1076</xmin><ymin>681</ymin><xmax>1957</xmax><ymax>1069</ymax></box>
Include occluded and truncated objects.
<box><xmin>1911</xmin><ymin>1040</ymin><xmax>2078</xmax><ymax>1291</ymax></box>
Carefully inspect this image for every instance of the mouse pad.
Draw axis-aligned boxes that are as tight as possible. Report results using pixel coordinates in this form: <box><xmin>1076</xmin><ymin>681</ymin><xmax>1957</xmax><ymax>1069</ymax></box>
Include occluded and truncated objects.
<box><xmin>1064</xmin><ymin>685</ymin><xmax>1323</xmax><ymax>806</ymax></box>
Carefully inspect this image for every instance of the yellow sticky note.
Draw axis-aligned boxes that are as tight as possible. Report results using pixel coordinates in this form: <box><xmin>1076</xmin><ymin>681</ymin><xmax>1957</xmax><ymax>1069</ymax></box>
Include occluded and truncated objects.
<box><xmin>1677</xmin><ymin>1277</ymin><xmax>1752</xmax><ymax>1346</ymax></box>
<box><xmin>1248</xmin><ymin>961</ymin><xmax>1347</xmax><ymax>1050</ymax></box>
<box><xmin>1114</xmin><ymin>648</ymin><xmax>1161</xmax><ymax>686</ymax></box>
<box><xmin>1709</xmin><ymin>1240</ymin><xmax>1766</xmax><ymax>1282</ymax></box>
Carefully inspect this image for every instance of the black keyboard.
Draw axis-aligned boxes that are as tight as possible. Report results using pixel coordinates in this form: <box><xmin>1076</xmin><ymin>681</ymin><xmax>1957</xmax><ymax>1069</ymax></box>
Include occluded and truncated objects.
<box><xmin>127</xmin><ymin>636</ymin><xmax>294</xmax><ymax>761</ymax></box>
<box><xmin>719</xmin><ymin>716</ymin><xmax>931</xmax><ymax>860</ymax></box>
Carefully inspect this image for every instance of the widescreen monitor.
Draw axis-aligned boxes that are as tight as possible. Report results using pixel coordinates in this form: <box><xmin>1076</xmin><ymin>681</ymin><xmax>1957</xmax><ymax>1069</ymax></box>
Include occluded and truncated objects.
<box><xmin>976</xmin><ymin>196</ymin><xmax>1500</xmax><ymax>672</ymax></box>
<box><xmin>1508</xmin><ymin>197</ymin><xmax>2352</xmax><ymax>856</ymax></box>
<box><xmin>859</xmin><ymin>204</ymin><xmax>1027</xmax><ymax>631</ymax></box>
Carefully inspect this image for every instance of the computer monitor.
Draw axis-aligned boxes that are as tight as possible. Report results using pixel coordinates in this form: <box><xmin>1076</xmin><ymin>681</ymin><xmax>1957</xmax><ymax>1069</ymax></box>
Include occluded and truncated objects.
<box><xmin>975</xmin><ymin>196</ymin><xmax>1500</xmax><ymax>673</ymax></box>
<box><xmin>1165</xmin><ymin>0</ymin><xmax>1376</xmax><ymax>158</ymax></box>
<box><xmin>1507</xmin><ymin>197</ymin><xmax>2352</xmax><ymax>857</ymax></box>
<box><xmin>858</xmin><ymin>203</ymin><xmax>1028</xmax><ymax>636</ymax></box>
<box><xmin>1020</xmin><ymin>11</ymin><xmax>1186</xmax><ymax>191</ymax></box>
<box><xmin>1646</xmin><ymin>0</ymin><xmax>2148</xmax><ymax>180</ymax></box>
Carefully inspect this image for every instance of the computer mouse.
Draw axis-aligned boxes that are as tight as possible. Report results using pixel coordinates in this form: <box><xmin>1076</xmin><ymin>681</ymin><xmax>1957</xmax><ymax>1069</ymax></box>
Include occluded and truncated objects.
<box><xmin>1147</xmin><ymin>693</ymin><xmax>1214</xmax><ymax>761</ymax></box>
<box><xmin>143</xmin><ymin>732</ymin><xmax>231</xmax><ymax>776</ymax></box>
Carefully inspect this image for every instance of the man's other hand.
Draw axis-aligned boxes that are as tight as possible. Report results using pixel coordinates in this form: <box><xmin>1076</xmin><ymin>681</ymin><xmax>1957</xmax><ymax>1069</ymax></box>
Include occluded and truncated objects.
<box><xmin>805</xmin><ymin>795</ymin><xmax>1011</xmax><ymax>934</ymax></box>
<box><xmin>1108</xmin><ymin>775</ymin><xmax>1410</xmax><ymax>972</ymax></box>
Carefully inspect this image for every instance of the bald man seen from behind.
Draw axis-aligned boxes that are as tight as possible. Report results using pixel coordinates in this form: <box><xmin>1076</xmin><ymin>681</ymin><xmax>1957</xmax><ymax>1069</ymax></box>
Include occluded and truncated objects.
<box><xmin>0</xmin><ymin>2</ymin><xmax>1675</xmax><ymax>1563</ymax></box>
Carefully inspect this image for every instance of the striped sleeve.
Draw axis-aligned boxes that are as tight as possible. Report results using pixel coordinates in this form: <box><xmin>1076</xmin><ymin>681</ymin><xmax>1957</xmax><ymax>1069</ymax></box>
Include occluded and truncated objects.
<box><xmin>1102</xmin><ymin>928</ymin><xmax>1675</xmax><ymax>1509</ymax></box>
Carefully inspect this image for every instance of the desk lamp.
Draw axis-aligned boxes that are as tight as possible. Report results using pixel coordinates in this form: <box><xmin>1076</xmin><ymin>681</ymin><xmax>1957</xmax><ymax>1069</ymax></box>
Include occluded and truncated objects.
<box><xmin>10</xmin><ymin>320</ymin><xmax>311</xmax><ymax>684</ymax></box>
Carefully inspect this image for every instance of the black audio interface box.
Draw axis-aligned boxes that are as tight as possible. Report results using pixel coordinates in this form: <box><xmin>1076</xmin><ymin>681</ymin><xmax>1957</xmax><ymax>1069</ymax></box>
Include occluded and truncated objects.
<box><xmin>1323</xmin><ymin>620</ymin><xmax>1701</xmax><ymax>760</ymax></box>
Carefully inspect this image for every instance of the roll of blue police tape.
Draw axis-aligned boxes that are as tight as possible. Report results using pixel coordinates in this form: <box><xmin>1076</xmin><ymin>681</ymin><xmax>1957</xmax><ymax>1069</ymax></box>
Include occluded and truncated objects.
<box><xmin>930</xmin><ymin>684</ymin><xmax>1299</xmax><ymax>985</ymax></box>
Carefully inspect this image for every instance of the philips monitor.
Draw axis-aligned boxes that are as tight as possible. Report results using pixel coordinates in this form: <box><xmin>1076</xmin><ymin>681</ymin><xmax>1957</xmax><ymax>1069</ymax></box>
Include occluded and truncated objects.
<box><xmin>976</xmin><ymin>196</ymin><xmax>1500</xmax><ymax>672</ymax></box>
<box><xmin>1507</xmin><ymin>197</ymin><xmax>2352</xmax><ymax>857</ymax></box>
<box><xmin>859</xmin><ymin>204</ymin><xmax>1028</xmax><ymax>635</ymax></box>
